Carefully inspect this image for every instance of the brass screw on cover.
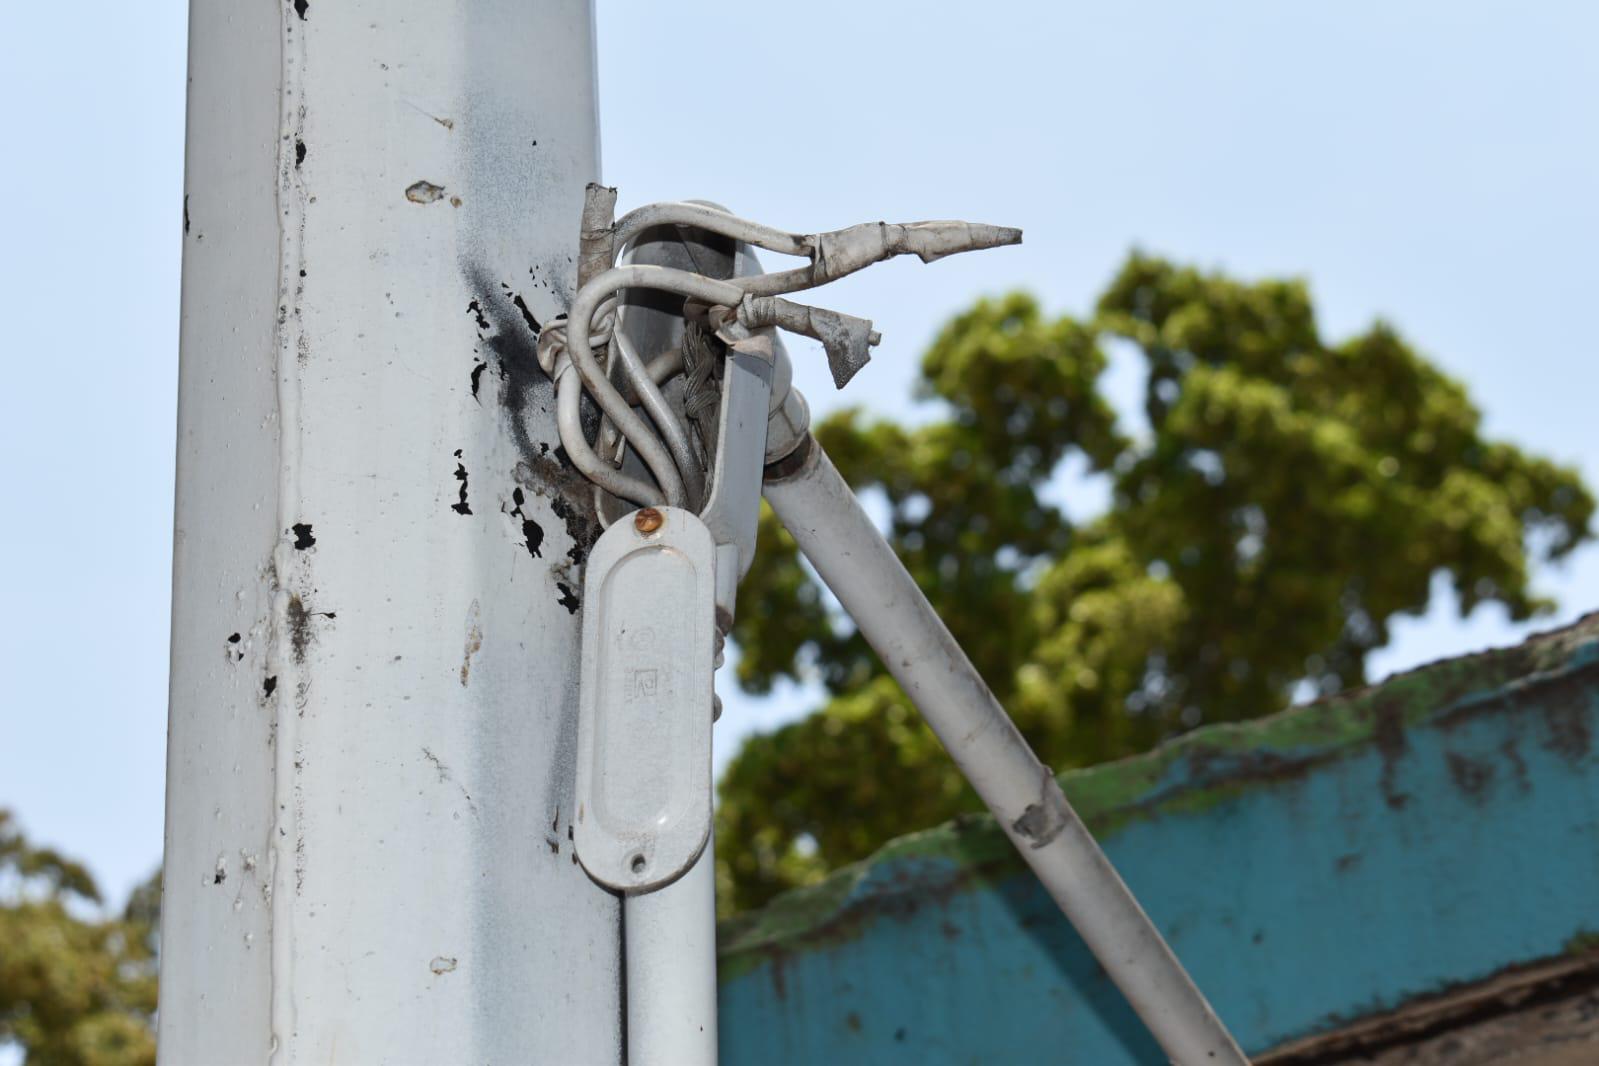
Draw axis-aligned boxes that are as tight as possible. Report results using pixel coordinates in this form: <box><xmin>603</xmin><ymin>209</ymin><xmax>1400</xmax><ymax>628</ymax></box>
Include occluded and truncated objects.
<box><xmin>634</xmin><ymin>507</ymin><xmax>664</xmax><ymax>534</ymax></box>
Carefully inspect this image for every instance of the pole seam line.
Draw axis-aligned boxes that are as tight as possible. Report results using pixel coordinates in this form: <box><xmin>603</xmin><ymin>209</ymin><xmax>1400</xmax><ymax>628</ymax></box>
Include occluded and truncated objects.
<box><xmin>268</xmin><ymin>2</ymin><xmax>310</xmax><ymax>1060</ymax></box>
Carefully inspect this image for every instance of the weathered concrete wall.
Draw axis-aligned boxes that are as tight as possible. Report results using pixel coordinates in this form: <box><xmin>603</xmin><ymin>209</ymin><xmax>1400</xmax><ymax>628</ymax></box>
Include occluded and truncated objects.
<box><xmin>718</xmin><ymin>614</ymin><xmax>1599</xmax><ymax>1064</ymax></box>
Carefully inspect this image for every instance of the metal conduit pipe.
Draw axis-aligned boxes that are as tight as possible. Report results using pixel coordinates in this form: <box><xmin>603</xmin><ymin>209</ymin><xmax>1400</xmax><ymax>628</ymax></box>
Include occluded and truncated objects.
<box><xmin>623</xmin><ymin>840</ymin><xmax>719</xmax><ymax>1066</ymax></box>
<box><xmin>763</xmin><ymin>436</ymin><xmax>1248</xmax><ymax>1066</ymax></box>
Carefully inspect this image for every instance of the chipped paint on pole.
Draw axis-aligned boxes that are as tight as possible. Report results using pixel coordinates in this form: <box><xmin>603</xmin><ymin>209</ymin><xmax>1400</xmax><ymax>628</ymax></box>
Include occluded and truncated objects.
<box><xmin>160</xmin><ymin>1</ymin><xmax>616</xmax><ymax>1061</ymax></box>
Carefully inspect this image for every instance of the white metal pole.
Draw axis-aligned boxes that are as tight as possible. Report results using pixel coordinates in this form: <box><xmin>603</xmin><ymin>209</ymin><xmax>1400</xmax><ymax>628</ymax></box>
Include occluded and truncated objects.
<box><xmin>161</xmin><ymin>2</ymin><xmax>620</xmax><ymax>1062</ymax></box>
<box><xmin>764</xmin><ymin>438</ymin><xmax>1248</xmax><ymax>1066</ymax></box>
<box><xmin>624</xmin><ymin>842</ymin><xmax>719</xmax><ymax>1065</ymax></box>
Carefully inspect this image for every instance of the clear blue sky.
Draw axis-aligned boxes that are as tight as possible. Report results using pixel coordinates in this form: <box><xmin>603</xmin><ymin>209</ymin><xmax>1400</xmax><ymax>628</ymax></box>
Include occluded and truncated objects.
<box><xmin>2</xmin><ymin>1</ymin><xmax>1595</xmax><ymax>908</ymax></box>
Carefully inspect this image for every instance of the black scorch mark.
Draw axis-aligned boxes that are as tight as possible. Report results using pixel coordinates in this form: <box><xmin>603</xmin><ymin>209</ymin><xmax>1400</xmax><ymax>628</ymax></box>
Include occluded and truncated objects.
<box><xmin>466</xmin><ymin>300</ymin><xmax>496</xmax><ymax>404</ymax></box>
<box><xmin>506</xmin><ymin>487</ymin><xmax>545</xmax><ymax>559</ymax></box>
<box><xmin>497</xmin><ymin>279</ymin><xmax>543</xmax><ymax>337</ymax></box>
<box><xmin>461</xmin><ymin>265</ymin><xmax>603</xmax><ymax>580</ymax></box>
<box><xmin>451</xmin><ymin>450</ymin><xmax>473</xmax><ymax>515</ymax></box>
<box><xmin>462</xmin><ymin>266</ymin><xmax>579</xmax><ymax>460</ymax></box>
<box><xmin>291</xmin><ymin>523</ymin><xmax>316</xmax><ymax>550</ymax></box>
<box><xmin>511</xmin><ymin>292</ymin><xmax>541</xmax><ymax>334</ymax></box>
<box><xmin>286</xmin><ymin>597</ymin><xmax>337</xmax><ymax>664</ymax></box>
<box><xmin>548</xmin><ymin>493</ymin><xmax>592</xmax><ymax>566</ymax></box>
<box><xmin>555</xmin><ymin>581</ymin><xmax>580</xmax><ymax>614</ymax></box>
<box><xmin>287</xmin><ymin>595</ymin><xmax>312</xmax><ymax>663</ymax></box>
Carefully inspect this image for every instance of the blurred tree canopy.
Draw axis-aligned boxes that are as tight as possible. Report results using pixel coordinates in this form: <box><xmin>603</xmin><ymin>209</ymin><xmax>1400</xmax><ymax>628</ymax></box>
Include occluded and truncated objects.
<box><xmin>0</xmin><ymin>811</ymin><xmax>157</xmax><ymax>1066</ymax></box>
<box><xmin>717</xmin><ymin>253</ymin><xmax>1594</xmax><ymax>913</ymax></box>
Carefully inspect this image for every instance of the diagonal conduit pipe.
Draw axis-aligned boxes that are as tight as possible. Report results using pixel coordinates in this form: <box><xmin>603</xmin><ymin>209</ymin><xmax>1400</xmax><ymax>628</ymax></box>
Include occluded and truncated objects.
<box><xmin>764</xmin><ymin>435</ymin><xmax>1248</xmax><ymax>1066</ymax></box>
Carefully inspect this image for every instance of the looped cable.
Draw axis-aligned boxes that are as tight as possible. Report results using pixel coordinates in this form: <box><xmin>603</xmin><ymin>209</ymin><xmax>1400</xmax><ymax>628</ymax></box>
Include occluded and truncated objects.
<box><xmin>551</xmin><ymin>188</ymin><xmax>1021</xmax><ymax>515</ymax></box>
<box><xmin>537</xmin><ymin>295</ymin><xmax>619</xmax><ymax>379</ymax></box>
<box><xmin>555</xmin><ymin>265</ymin><xmax>743</xmax><ymax>509</ymax></box>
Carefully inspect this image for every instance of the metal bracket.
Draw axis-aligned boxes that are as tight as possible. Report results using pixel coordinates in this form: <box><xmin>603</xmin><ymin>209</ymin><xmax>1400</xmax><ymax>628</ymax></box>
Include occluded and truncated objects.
<box><xmin>697</xmin><ymin>335</ymin><xmax>772</xmax><ymax>623</ymax></box>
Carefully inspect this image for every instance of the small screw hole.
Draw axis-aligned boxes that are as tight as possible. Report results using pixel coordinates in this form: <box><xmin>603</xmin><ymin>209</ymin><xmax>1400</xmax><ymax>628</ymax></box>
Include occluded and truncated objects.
<box><xmin>630</xmin><ymin>854</ymin><xmax>646</xmax><ymax>875</ymax></box>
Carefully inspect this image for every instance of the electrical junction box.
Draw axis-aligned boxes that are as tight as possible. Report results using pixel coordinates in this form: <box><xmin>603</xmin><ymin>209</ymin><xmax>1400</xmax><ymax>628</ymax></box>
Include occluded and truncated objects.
<box><xmin>573</xmin><ymin>506</ymin><xmax>716</xmax><ymax>893</ymax></box>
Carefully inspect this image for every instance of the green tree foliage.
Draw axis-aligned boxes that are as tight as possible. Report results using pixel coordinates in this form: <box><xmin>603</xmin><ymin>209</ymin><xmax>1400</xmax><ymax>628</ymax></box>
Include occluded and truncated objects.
<box><xmin>0</xmin><ymin>812</ymin><xmax>157</xmax><ymax>1066</ymax></box>
<box><xmin>717</xmin><ymin>253</ymin><xmax>1594</xmax><ymax>912</ymax></box>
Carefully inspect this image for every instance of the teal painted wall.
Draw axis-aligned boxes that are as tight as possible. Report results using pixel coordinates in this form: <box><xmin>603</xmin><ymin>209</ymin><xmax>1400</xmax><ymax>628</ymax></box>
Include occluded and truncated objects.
<box><xmin>718</xmin><ymin>617</ymin><xmax>1599</xmax><ymax>1064</ymax></box>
